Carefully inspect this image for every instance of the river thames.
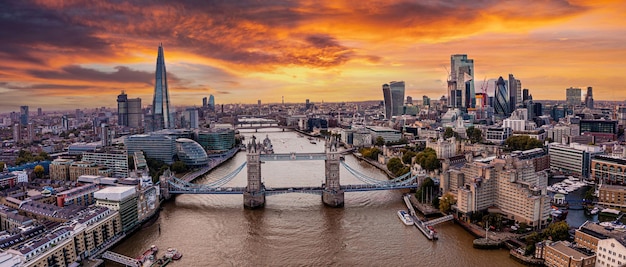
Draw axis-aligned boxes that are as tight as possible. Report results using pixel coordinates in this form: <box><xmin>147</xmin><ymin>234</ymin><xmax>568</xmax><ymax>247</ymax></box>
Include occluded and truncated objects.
<box><xmin>112</xmin><ymin>129</ymin><xmax>522</xmax><ymax>266</ymax></box>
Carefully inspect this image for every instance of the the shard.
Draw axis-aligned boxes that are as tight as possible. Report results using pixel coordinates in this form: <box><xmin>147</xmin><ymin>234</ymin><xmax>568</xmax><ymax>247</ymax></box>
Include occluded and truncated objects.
<box><xmin>152</xmin><ymin>43</ymin><xmax>172</xmax><ymax>130</ymax></box>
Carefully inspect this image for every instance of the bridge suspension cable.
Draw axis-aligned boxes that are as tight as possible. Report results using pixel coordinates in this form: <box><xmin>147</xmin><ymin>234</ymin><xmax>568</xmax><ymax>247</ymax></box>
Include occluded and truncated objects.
<box><xmin>340</xmin><ymin>161</ymin><xmax>415</xmax><ymax>185</ymax></box>
<box><xmin>170</xmin><ymin>162</ymin><xmax>247</xmax><ymax>188</ymax></box>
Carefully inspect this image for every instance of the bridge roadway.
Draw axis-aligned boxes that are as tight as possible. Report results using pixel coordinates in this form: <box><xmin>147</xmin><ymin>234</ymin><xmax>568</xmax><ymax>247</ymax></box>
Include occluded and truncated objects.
<box><xmin>235</xmin><ymin>125</ymin><xmax>297</xmax><ymax>130</ymax></box>
<box><xmin>168</xmin><ymin>183</ymin><xmax>418</xmax><ymax>195</ymax></box>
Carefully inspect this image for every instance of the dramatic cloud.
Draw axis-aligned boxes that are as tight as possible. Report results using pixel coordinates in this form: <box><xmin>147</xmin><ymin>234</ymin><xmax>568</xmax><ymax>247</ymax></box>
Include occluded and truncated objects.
<box><xmin>27</xmin><ymin>65</ymin><xmax>185</xmax><ymax>86</ymax></box>
<box><xmin>0</xmin><ymin>0</ymin><xmax>625</xmax><ymax>112</ymax></box>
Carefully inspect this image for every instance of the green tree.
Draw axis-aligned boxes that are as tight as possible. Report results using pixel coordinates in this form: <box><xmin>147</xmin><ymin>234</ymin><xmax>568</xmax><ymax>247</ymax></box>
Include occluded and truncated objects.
<box><xmin>359</xmin><ymin>147</ymin><xmax>381</xmax><ymax>160</ymax></box>
<box><xmin>443</xmin><ymin>127</ymin><xmax>455</xmax><ymax>139</ymax></box>
<box><xmin>504</xmin><ymin>135</ymin><xmax>544</xmax><ymax>151</ymax></box>
<box><xmin>416</xmin><ymin>178</ymin><xmax>437</xmax><ymax>203</ymax></box>
<box><xmin>386</xmin><ymin>157</ymin><xmax>404</xmax><ymax>175</ymax></box>
<box><xmin>584</xmin><ymin>188</ymin><xmax>595</xmax><ymax>201</ymax></box>
<box><xmin>466</xmin><ymin>126</ymin><xmax>483</xmax><ymax>144</ymax></box>
<box><xmin>415</xmin><ymin>148</ymin><xmax>440</xmax><ymax>171</ymax></box>
<box><xmin>542</xmin><ymin>221</ymin><xmax>570</xmax><ymax>241</ymax></box>
<box><xmin>439</xmin><ymin>192</ymin><xmax>456</xmax><ymax>213</ymax></box>
<box><xmin>402</xmin><ymin>151</ymin><xmax>416</xmax><ymax>164</ymax></box>
<box><xmin>38</xmin><ymin>152</ymin><xmax>51</xmax><ymax>161</ymax></box>
<box><xmin>34</xmin><ymin>165</ymin><xmax>45</xmax><ymax>178</ymax></box>
<box><xmin>171</xmin><ymin>161</ymin><xmax>188</xmax><ymax>173</ymax></box>
<box><xmin>375</xmin><ymin>136</ymin><xmax>385</xmax><ymax>146</ymax></box>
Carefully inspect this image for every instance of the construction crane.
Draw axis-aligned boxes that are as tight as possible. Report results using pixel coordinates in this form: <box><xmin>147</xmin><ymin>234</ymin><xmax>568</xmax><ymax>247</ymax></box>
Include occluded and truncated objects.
<box><xmin>479</xmin><ymin>77</ymin><xmax>487</xmax><ymax>117</ymax></box>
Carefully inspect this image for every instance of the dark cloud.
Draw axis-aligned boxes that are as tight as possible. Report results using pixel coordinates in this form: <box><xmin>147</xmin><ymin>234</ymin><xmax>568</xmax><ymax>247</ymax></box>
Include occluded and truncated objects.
<box><xmin>6</xmin><ymin>84</ymin><xmax>93</xmax><ymax>91</ymax></box>
<box><xmin>0</xmin><ymin>1</ymin><xmax>111</xmax><ymax>65</ymax></box>
<box><xmin>28</xmin><ymin>65</ymin><xmax>180</xmax><ymax>86</ymax></box>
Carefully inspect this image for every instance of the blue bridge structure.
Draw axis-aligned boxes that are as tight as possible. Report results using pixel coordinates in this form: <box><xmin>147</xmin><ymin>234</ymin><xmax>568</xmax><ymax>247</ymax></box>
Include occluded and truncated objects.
<box><xmin>160</xmin><ymin>137</ymin><xmax>419</xmax><ymax>209</ymax></box>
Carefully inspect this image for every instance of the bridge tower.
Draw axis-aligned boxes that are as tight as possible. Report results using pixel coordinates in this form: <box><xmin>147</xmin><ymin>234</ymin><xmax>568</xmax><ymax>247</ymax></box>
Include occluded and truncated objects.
<box><xmin>159</xmin><ymin>169</ymin><xmax>172</xmax><ymax>200</ymax></box>
<box><xmin>244</xmin><ymin>136</ymin><xmax>265</xmax><ymax>209</ymax></box>
<box><xmin>322</xmin><ymin>137</ymin><xmax>344</xmax><ymax>207</ymax></box>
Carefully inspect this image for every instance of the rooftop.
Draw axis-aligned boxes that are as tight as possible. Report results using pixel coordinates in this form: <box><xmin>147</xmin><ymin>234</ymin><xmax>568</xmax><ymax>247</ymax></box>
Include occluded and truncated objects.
<box><xmin>94</xmin><ymin>186</ymin><xmax>136</xmax><ymax>201</ymax></box>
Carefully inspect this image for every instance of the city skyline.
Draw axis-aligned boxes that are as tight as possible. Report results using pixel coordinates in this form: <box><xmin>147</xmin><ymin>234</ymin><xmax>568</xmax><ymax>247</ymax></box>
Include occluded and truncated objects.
<box><xmin>1</xmin><ymin>1</ymin><xmax>625</xmax><ymax>112</ymax></box>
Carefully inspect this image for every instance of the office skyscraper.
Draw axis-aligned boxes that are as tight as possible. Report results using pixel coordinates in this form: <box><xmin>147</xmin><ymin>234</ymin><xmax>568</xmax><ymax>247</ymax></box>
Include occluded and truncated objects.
<box><xmin>584</xmin><ymin>86</ymin><xmax>594</xmax><ymax>109</ymax></box>
<box><xmin>522</xmin><ymin>89</ymin><xmax>530</xmax><ymax>103</ymax></box>
<box><xmin>151</xmin><ymin>43</ymin><xmax>172</xmax><ymax>130</ymax></box>
<box><xmin>566</xmin><ymin>87</ymin><xmax>582</xmax><ymax>106</ymax></box>
<box><xmin>117</xmin><ymin>91</ymin><xmax>129</xmax><ymax>126</ymax></box>
<box><xmin>448</xmin><ymin>54</ymin><xmax>475</xmax><ymax>109</ymax></box>
<box><xmin>508</xmin><ymin>74</ymin><xmax>521</xmax><ymax>112</ymax></box>
<box><xmin>202</xmin><ymin>97</ymin><xmax>207</xmax><ymax>108</ymax></box>
<box><xmin>494</xmin><ymin>77</ymin><xmax>509</xmax><ymax>116</ymax></box>
<box><xmin>209</xmin><ymin>94</ymin><xmax>215</xmax><ymax>109</ymax></box>
<box><xmin>118</xmin><ymin>91</ymin><xmax>142</xmax><ymax>128</ymax></box>
<box><xmin>19</xmin><ymin>106</ymin><xmax>28</xmax><ymax>125</ymax></box>
<box><xmin>127</xmin><ymin>98</ymin><xmax>142</xmax><ymax>128</ymax></box>
<box><xmin>382</xmin><ymin>84</ymin><xmax>392</xmax><ymax>119</ymax></box>
<box><xmin>389</xmin><ymin>81</ymin><xmax>405</xmax><ymax>116</ymax></box>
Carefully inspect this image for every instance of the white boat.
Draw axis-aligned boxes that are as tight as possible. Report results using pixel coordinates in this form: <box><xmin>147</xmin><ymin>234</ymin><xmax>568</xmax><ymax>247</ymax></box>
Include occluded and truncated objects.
<box><xmin>557</xmin><ymin>189</ymin><xmax>569</xmax><ymax>195</ymax></box>
<box><xmin>590</xmin><ymin>207</ymin><xmax>600</xmax><ymax>215</ymax></box>
<box><xmin>397</xmin><ymin>210</ymin><xmax>414</xmax><ymax>226</ymax></box>
<box><xmin>547</xmin><ymin>186</ymin><xmax>557</xmax><ymax>193</ymax></box>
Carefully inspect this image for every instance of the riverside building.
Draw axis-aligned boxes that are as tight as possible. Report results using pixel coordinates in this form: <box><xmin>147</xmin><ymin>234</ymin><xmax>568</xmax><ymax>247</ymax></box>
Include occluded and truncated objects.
<box><xmin>454</xmin><ymin>156</ymin><xmax>551</xmax><ymax>228</ymax></box>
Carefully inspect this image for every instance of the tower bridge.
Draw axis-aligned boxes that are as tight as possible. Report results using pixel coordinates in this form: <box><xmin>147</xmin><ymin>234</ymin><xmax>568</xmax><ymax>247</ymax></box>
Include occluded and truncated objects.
<box><xmin>160</xmin><ymin>137</ymin><xmax>419</xmax><ymax>208</ymax></box>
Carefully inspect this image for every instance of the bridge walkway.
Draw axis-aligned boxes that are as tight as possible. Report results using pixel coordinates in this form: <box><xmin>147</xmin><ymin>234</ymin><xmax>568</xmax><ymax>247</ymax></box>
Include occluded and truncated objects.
<box><xmin>101</xmin><ymin>251</ymin><xmax>139</xmax><ymax>267</ymax></box>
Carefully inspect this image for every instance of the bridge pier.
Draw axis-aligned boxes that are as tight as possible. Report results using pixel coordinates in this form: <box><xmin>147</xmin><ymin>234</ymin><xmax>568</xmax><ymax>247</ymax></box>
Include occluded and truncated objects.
<box><xmin>322</xmin><ymin>189</ymin><xmax>344</xmax><ymax>207</ymax></box>
<box><xmin>244</xmin><ymin>191</ymin><xmax>265</xmax><ymax>209</ymax></box>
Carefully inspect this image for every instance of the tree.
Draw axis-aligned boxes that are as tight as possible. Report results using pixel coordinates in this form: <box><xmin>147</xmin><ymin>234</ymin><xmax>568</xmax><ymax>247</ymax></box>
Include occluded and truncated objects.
<box><xmin>359</xmin><ymin>147</ymin><xmax>381</xmax><ymax>160</ymax></box>
<box><xmin>402</xmin><ymin>151</ymin><xmax>416</xmax><ymax>164</ymax></box>
<box><xmin>416</xmin><ymin>178</ymin><xmax>437</xmax><ymax>203</ymax></box>
<box><xmin>375</xmin><ymin>136</ymin><xmax>385</xmax><ymax>146</ymax></box>
<box><xmin>504</xmin><ymin>135</ymin><xmax>544</xmax><ymax>151</ymax></box>
<box><xmin>443</xmin><ymin>127</ymin><xmax>455</xmax><ymax>139</ymax></box>
<box><xmin>439</xmin><ymin>192</ymin><xmax>456</xmax><ymax>213</ymax></box>
<box><xmin>34</xmin><ymin>165</ymin><xmax>45</xmax><ymax>178</ymax></box>
<box><xmin>415</xmin><ymin>148</ymin><xmax>440</xmax><ymax>171</ymax></box>
<box><xmin>171</xmin><ymin>161</ymin><xmax>188</xmax><ymax>173</ymax></box>
<box><xmin>584</xmin><ymin>188</ymin><xmax>595</xmax><ymax>202</ymax></box>
<box><xmin>466</xmin><ymin>126</ymin><xmax>483</xmax><ymax>144</ymax></box>
<box><xmin>386</xmin><ymin>157</ymin><xmax>404</xmax><ymax>175</ymax></box>
<box><xmin>542</xmin><ymin>221</ymin><xmax>569</xmax><ymax>241</ymax></box>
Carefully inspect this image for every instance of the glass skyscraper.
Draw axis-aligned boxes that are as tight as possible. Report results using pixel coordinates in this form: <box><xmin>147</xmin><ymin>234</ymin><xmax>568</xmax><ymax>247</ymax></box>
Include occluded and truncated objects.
<box><xmin>152</xmin><ymin>43</ymin><xmax>172</xmax><ymax>130</ymax></box>
<box><xmin>494</xmin><ymin>76</ymin><xmax>509</xmax><ymax>116</ymax></box>
<box><xmin>382</xmin><ymin>84</ymin><xmax>392</xmax><ymax>119</ymax></box>
<box><xmin>448</xmin><ymin>54</ymin><xmax>475</xmax><ymax>109</ymax></box>
<box><xmin>389</xmin><ymin>81</ymin><xmax>405</xmax><ymax>117</ymax></box>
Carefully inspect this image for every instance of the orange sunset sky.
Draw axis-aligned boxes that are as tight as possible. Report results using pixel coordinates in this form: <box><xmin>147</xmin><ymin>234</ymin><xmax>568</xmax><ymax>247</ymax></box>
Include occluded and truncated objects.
<box><xmin>1</xmin><ymin>0</ymin><xmax>625</xmax><ymax>112</ymax></box>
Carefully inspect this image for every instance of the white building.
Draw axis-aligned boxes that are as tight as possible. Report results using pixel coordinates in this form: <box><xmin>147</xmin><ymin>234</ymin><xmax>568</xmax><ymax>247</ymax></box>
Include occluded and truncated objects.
<box><xmin>10</xmin><ymin>171</ymin><xmax>28</xmax><ymax>183</ymax></box>
<box><xmin>547</xmin><ymin>125</ymin><xmax>573</xmax><ymax>144</ymax></box>
<box><xmin>548</xmin><ymin>142</ymin><xmax>604</xmax><ymax>178</ymax></box>
<box><xmin>596</xmin><ymin>238</ymin><xmax>626</xmax><ymax>267</ymax></box>
<box><xmin>485</xmin><ymin>127</ymin><xmax>512</xmax><ymax>144</ymax></box>
<box><xmin>366</xmin><ymin>126</ymin><xmax>402</xmax><ymax>143</ymax></box>
<box><xmin>455</xmin><ymin>157</ymin><xmax>551</xmax><ymax>228</ymax></box>
<box><xmin>503</xmin><ymin>119</ymin><xmax>526</xmax><ymax>132</ymax></box>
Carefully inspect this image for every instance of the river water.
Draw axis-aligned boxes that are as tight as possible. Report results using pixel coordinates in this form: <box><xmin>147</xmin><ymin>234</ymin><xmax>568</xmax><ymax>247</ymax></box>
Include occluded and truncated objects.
<box><xmin>112</xmin><ymin>129</ymin><xmax>522</xmax><ymax>266</ymax></box>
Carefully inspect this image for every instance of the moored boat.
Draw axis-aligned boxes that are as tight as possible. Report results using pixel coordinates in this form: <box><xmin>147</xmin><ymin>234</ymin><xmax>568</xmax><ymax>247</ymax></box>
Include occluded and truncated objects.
<box><xmin>164</xmin><ymin>247</ymin><xmax>182</xmax><ymax>260</ymax></box>
<box><xmin>397</xmin><ymin>210</ymin><xmax>414</xmax><ymax>226</ymax></box>
<box><xmin>137</xmin><ymin>245</ymin><xmax>158</xmax><ymax>263</ymax></box>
